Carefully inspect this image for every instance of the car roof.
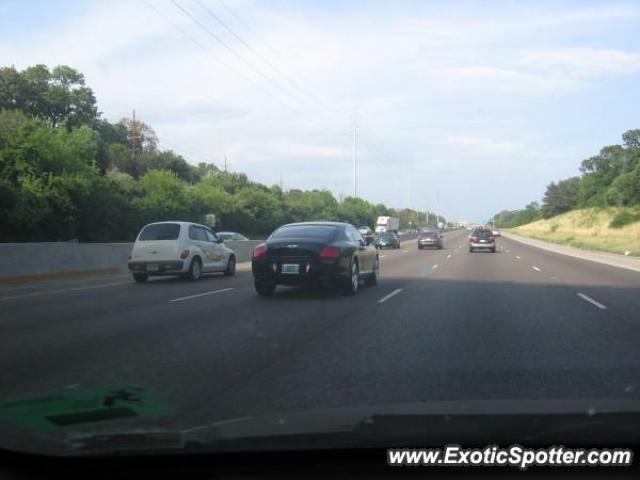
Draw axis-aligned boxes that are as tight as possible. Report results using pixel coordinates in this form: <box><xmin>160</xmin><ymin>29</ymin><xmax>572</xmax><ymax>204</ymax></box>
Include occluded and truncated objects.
<box><xmin>280</xmin><ymin>221</ymin><xmax>349</xmax><ymax>228</ymax></box>
<box><xmin>144</xmin><ymin>221</ymin><xmax>211</xmax><ymax>229</ymax></box>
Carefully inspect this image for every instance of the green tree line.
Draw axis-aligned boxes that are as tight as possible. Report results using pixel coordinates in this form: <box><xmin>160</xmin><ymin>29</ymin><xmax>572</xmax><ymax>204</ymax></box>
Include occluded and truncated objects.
<box><xmin>0</xmin><ymin>64</ymin><xmax>439</xmax><ymax>242</ymax></box>
<box><xmin>493</xmin><ymin>129</ymin><xmax>640</xmax><ymax>228</ymax></box>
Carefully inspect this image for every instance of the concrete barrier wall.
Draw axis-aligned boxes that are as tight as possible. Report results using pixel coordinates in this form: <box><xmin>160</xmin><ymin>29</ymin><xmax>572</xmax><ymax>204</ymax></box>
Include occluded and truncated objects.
<box><xmin>0</xmin><ymin>242</ymin><xmax>134</xmax><ymax>280</ymax></box>
<box><xmin>225</xmin><ymin>240</ymin><xmax>263</xmax><ymax>263</ymax></box>
<box><xmin>0</xmin><ymin>235</ymin><xmax>419</xmax><ymax>282</ymax></box>
<box><xmin>0</xmin><ymin>240</ymin><xmax>264</xmax><ymax>282</ymax></box>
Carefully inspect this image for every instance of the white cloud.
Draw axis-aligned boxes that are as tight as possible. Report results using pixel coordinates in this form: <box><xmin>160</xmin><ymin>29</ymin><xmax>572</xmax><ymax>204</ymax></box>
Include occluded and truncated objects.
<box><xmin>1</xmin><ymin>0</ymin><xmax>639</xmax><ymax>218</ymax></box>
<box><xmin>520</xmin><ymin>48</ymin><xmax>640</xmax><ymax>76</ymax></box>
<box><xmin>444</xmin><ymin>136</ymin><xmax>523</xmax><ymax>156</ymax></box>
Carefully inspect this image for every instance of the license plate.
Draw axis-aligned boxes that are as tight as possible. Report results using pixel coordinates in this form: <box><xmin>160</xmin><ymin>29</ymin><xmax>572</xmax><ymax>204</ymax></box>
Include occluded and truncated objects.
<box><xmin>146</xmin><ymin>263</ymin><xmax>159</xmax><ymax>272</ymax></box>
<box><xmin>479</xmin><ymin>240</ymin><xmax>487</xmax><ymax>243</ymax></box>
<box><xmin>281</xmin><ymin>264</ymin><xmax>299</xmax><ymax>274</ymax></box>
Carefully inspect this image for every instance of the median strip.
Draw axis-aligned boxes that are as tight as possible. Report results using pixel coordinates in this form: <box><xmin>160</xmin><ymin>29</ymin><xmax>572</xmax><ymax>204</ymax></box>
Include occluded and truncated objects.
<box><xmin>377</xmin><ymin>288</ymin><xmax>403</xmax><ymax>304</ymax></box>
<box><xmin>169</xmin><ymin>287</ymin><xmax>235</xmax><ymax>303</ymax></box>
<box><xmin>577</xmin><ymin>293</ymin><xmax>607</xmax><ymax>310</ymax></box>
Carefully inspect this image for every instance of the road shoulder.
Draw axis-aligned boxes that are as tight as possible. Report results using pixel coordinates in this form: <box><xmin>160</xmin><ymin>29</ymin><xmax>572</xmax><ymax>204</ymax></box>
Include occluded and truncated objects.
<box><xmin>503</xmin><ymin>232</ymin><xmax>640</xmax><ymax>274</ymax></box>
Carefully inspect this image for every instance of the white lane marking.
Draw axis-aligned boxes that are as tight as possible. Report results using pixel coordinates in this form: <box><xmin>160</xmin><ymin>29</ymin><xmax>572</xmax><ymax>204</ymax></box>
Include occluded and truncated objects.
<box><xmin>70</xmin><ymin>282</ymin><xmax>130</xmax><ymax>292</ymax></box>
<box><xmin>506</xmin><ymin>250</ymin><xmax>510</xmax><ymax>253</ymax></box>
<box><xmin>577</xmin><ymin>293</ymin><xmax>607</xmax><ymax>310</ymax></box>
<box><xmin>377</xmin><ymin>288</ymin><xmax>403</xmax><ymax>304</ymax></box>
<box><xmin>0</xmin><ymin>281</ymin><xmax>130</xmax><ymax>302</ymax></box>
<box><xmin>447</xmin><ymin>254</ymin><xmax>452</xmax><ymax>259</ymax></box>
<box><xmin>515</xmin><ymin>255</ymin><xmax>521</xmax><ymax>259</ymax></box>
<box><xmin>532</xmin><ymin>266</ymin><xmax>542</xmax><ymax>272</ymax></box>
<box><xmin>379</xmin><ymin>255</ymin><xmax>386</xmax><ymax>258</ymax></box>
<box><xmin>169</xmin><ymin>287</ymin><xmax>235</xmax><ymax>303</ymax></box>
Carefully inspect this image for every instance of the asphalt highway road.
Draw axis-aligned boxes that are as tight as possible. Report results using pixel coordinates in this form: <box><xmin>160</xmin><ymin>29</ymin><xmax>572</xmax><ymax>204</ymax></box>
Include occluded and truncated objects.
<box><xmin>2</xmin><ymin>228</ymin><xmax>640</xmax><ymax>432</ymax></box>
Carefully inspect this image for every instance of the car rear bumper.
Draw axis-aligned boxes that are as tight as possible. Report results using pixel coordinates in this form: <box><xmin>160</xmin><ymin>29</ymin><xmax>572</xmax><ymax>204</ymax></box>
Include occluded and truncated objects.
<box><xmin>252</xmin><ymin>259</ymin><xmax>348</xmax><ymax>286</ymax></box>
<box><xmin>128</xmin><ymin>260</ymin><xmax>185</xmax><ymax>275</ymax></box>
<box><xmin>418</xmin><ymin>240</ymin><xmax>440</xmax><ymax>247</ymax></box>
<box><xmin>470</xmin><ymin>242</ymin><xmax>495</xmax><ymax>249</ymax></box>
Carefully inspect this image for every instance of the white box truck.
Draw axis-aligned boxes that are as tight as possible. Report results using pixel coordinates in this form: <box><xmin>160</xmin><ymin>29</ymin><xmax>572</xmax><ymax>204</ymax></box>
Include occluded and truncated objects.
<box><xmin>375</xmin><ymin>216</ymin><xmax>400</xmax><ymax>234</ymax></box>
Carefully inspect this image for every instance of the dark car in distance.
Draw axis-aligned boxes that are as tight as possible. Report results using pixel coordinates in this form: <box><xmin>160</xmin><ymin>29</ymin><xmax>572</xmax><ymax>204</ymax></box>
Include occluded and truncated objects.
<box><xmin>418</xmin><ymin>229</ymin><xmax>443</xmax><ymax>249</ymax></box>
<box><xmin>374</xmin><ymin>231</ymin><xmax>400</xmax><ymax>249</ymax></box>
<box><xmin>252</xmin><ymin>222</ymin><xmax>379</xmax><ymax>296</ymax></box>
<box><xmin>469</xmin><ymin>228</ymin><xmax>496</xmax><ymax>253</ymax></box>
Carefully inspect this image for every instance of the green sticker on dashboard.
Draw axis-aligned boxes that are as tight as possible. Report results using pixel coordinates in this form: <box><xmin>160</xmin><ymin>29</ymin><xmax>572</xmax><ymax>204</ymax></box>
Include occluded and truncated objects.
<box><xmin>0</xmin><ymin>385</ymin><xmax>171</xmax><ymax>431</ymax></box>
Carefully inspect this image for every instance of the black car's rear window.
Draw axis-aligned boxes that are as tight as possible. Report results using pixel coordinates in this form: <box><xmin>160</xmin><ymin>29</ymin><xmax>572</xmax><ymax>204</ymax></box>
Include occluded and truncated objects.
<box><xmin>473</xmin><ymin>230</ymin><xmax>493</xmax><ymax>238</ymax></box>
<box><xmin>138</xmin><ymin>223</ymin><xmax>181</xmax><ymax>241</ymax></box>
<box><xmin>271</xmin><ymin>225</ymin><xmax>337</xmax><ymax>241</ymax></box>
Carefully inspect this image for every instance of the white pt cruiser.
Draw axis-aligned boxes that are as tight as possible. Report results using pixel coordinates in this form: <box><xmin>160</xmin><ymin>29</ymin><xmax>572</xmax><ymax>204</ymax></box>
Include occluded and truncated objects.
<box><xmin>128</xmin><ymin>221</ymin><xmax>236</xmax><ymax>282</ymax></box>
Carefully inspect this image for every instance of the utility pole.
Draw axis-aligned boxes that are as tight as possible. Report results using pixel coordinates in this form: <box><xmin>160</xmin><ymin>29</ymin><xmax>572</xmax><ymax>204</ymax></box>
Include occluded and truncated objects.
<box><xmin>279</xmin><ymin>174</ymin><xmax>283</xmax><ymax>192</ymax></box>
<box><xmin>224</xmin><ymin>154</ymin><xmax>228</xmax><ymax>174</ymax></box>
<box><xmin>352</xmin><ymin>107</ymin><xmax>357</xmax><ymax>198</ymax></box>
<box><xmin>407</xmin><ymin>169</ymin><xmax>411</xmax><ymax>210</ymax></box>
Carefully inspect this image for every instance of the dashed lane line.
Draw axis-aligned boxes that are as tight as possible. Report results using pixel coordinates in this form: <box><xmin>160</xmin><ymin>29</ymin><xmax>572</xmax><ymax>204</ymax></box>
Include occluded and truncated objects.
<box><xmin>577</xmin><ymin>293</ymin><xmax>607</xmax><ymax>310</ymax></box>
<box><xmin>377</xmin><ymin>288</ymin><xmax>403</xmax><ymax>304</ymax></box>
<box><xmin>169</xmin><ymin>287</ymin><xmax>235</xmax><ymax>303</ymax></box>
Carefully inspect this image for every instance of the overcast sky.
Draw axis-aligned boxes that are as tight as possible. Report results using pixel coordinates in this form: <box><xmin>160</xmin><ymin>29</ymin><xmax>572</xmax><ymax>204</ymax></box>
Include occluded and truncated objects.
<box><xmin>2</xmin><ymin>0</ymin><xmax>639</xmax><ymax>221</ymax></box>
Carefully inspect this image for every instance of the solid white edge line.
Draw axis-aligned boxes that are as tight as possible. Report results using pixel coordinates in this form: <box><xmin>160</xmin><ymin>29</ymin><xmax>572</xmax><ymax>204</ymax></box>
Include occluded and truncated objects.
<box><xmin>577</xmin><ymin>293</ymin><xmax>607</xmax><ymax>310</ymax></box>
<box><xmin>377</xmin><ymin>288</ymin><xmax>403</xmax><ymax>304</ymax></box>
<box><xmin>532</xmin><ymin>266</ymin><xmax>542</xmax><ymax>272</ymax></box>
<box><xmin>0</xmin><ymin>281</ymin><xmax>130</xmax><ymax>302</ymax></box>
<box><xmin>170</xmin><ymin>287</ymin><xmax>235</xmax><ymax>303</ymax></box>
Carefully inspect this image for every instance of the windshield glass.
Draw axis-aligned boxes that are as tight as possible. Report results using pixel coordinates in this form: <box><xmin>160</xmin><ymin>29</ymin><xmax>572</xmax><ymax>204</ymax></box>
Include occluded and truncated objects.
<box><xmin>270</xmin><ymin>225</ymin><xmax>337</xmax><ymax>240</ymax></box>
<box><xmin>2</xmin><ymin>0</ymin><xmax>640</xmax><ymax>464</ymax></box>
<box><xmin>138</xmin><ymin>223</ymin><xmax>181</xmax><ymax>241</ymax></box>
<box><xmin>473</xmin><ymin>230</ymin><xmax>493</xmax><ymax>238</ymax></box>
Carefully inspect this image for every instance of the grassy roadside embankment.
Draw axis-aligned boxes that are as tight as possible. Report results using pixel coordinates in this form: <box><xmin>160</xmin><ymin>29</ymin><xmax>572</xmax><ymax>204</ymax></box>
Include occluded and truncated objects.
<box><xmin>508</xmin><ymin>207</ymin><xmax>640</xmax><ymax>257</ymax></box>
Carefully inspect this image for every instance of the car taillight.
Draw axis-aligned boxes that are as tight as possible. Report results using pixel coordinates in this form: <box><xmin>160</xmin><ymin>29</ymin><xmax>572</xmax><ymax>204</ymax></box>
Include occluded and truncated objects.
<box><xmin>470</xmin><ymin>236</ymin><xmax>478</xmax><ymax>242</ymax></box>
<box><xmin>180</xmin><ymin>249</ymin><xmax>190</xmax><ymax>259</ymax></box>
<box><xmin>319</xmin><ymin>246</ymin><xmax>340</xmax><ymax>260</ymax></box>
<box><xmin>253</xmin><ymin>243</ymin><xmax>267</xmax><ymax>260</ymax></box>
<box><xmin>489</xmin><ymin>236</ymin><xmax>495</xmax><ymax>242</ymax></box>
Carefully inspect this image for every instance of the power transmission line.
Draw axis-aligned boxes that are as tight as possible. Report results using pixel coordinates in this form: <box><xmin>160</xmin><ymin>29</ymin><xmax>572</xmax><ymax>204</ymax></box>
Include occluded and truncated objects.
<box><xmin>204</xmin><ymin>0</ymin><xmax>400</xmax><ymax>170</ymax></box>
<box><xmin>146</xmin><ymin>0</ymin><xmax>401</xmax><ymax>197</ymax></box>
<box><xmin>171</xmin><ymin>0</ymin><xmax>308</xmax><ymax>110</ymax></box>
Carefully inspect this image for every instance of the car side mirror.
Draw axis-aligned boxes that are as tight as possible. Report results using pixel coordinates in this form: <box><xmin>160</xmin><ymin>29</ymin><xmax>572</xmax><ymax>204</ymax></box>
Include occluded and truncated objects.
<box><xmin>217</xmin><ymin>238</ymin><xmax>224</xmax><ymax>244</ymax></box>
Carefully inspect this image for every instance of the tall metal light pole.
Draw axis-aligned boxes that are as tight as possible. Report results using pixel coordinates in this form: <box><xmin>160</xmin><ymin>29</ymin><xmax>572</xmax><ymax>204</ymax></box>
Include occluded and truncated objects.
<box><xmin>352</xmin><ymin>107</ymin><xmax>357</xmax><ymax>198</ymax></box>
